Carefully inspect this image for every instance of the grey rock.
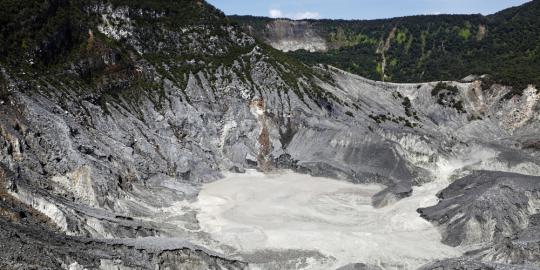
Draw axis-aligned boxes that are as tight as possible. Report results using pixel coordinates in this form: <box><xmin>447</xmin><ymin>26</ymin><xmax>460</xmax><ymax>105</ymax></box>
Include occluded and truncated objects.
<box><xmin>1</xmin><ymin>1</ymin><xmax>540</xmax><ymax>269</ymax></box>
<box><xmin>336</xmin><ymin>263</ymin><xmax>383</xmax><ymax>270</ymax></box>
<box><xmin>419</xmin><ymin>258</ymin><xmax>540</xmax><ymax>270</ymax></box>
<box><xmin>0</xmin><ymin>167</ymin><xmax>246</xmax><ymax>270</ymax></box>
<box><xmin>418</xmin><ymin>171</ymin><xmax>540</xmax><ymax>247</ymax></box>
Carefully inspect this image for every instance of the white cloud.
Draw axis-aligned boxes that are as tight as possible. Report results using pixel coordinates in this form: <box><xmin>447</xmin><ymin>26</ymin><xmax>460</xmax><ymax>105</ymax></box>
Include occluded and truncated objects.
<box><xmin>269</xmin><ymin>9</ymin><xmax>283</xmax><ymax>18</ymax></box>
<box><xmin>268</xmin><ymin>9</ymin><xmax>321</xmax><ymax>20</ymax></box>
<box><xmin>293</xmin><ymin>11</ymin><xmax>321</xmax><ymax>20</ymax></box>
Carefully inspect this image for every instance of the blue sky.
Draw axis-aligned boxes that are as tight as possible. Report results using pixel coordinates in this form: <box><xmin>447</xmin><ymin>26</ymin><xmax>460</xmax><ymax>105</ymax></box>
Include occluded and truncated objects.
<box><xmin>206</xmin><ymin>0</ymin><xmax>531</xmax><ymax>20</ymax></box>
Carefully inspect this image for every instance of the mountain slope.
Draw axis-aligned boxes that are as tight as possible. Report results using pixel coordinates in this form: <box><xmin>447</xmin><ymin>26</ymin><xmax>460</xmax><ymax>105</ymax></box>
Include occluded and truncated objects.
<box><xmin>0</xmin><ymin>0</ymin><xmax>540</xmax><ymax>269</ymax></box>
<box><xmin>232</xmin><ymin>0</ymin><xmax>540</xmax><ymax>90</ymax></box>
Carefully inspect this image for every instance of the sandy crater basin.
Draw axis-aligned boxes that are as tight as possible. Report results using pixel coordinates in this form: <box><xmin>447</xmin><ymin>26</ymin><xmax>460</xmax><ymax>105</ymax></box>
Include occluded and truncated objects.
<box><xmin>196</xmin><ymin>170</ymin><xmax>460</xmax><ymax>269</ymax></box>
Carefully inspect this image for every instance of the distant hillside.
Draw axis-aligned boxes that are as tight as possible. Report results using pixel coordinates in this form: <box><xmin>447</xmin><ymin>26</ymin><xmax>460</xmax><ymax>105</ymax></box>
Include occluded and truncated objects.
<box><xmin>231</xmin><ymin>0</ymin><xmax>540</xmax><ymax>92</ymax></box>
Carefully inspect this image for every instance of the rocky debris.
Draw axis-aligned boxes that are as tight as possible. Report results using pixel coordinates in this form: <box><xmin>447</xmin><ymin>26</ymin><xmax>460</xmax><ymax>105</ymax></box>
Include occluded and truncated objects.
<box><xmin>523</xmin><ymin>140</ymin><xmax>540</xmax><ymax>151</ymax></box>
<box><xmin>419</xmin><ymin>258</ymin><xmax>540</xmax><ymax>270</ymax></box>
<box><xmin>0</xmin><ymin>219</ymin><xmax>247</xmax><ymax>270</ymax></box>
<box><xmin>464</xmin><ymin>213</ymin><xmax>540</xmax><ymax>267</ymax></box>
<box><xmin>336</xmin><ymin>263</ymin><xmax>383</xmax><ymax>270</ymax></box>
<box><xmin>418</xmin><ymin>170</ymin><xmax>540</xmax><ymax>268</ymax></box>
<box><xmin>418</xmin><ymin>171</ymin><xmax>540</xmax><ymax>247</ymax></box>
<box><xmin>238</xmin><ymin>249</ymin><xmax>334</xmax><ymax>270</ymax></box>
<box><xmin>2</xmin><ymin>47</ymin><xmax>539</xmax><ymax>267</ymax></box>
<box><xmin>243</xmin><ymin>19</ymin><xmax>328</xmax><ymax>52</ymax></box>
<box><xmin>0</xmin><ymin>167</ymin><xmax>246</xmax><ymax>270</ymax></box>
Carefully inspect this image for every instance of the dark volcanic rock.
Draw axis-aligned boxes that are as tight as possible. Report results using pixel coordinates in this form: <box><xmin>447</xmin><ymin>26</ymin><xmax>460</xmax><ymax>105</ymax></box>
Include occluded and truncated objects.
<box><xmin>465</xmin><ymin>213</ymin><xmax>540</xmax><ymax>267</ymax></box>
<box><xmin>418</xmin><ymin>171</ymin><xmax>540</xmax><ymax>247</ymax></box>
<box><xmin>419</xmin><ymin>258</ymin><xmax>540</xmax><ymax>270</ymax></box>
<box><xmin>0</xmin><ymin>189</ymin><xmax>246</xmax><ymax>270</ymax></box>
<box><xmin>336</xmin><ymin>263</ymin><xmax>383</xmax><ymax>270</ymax></box>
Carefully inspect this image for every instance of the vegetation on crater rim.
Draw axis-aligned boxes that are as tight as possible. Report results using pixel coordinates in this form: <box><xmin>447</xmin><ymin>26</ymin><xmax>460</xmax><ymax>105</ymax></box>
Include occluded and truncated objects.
<box><xmin>233</xmin><ymin>0</ymin><xmax>540</xmax><ymax>92</ymax></box>
<box><xmin>1</xmin><ymin>0</ymin><xmax>538</xmax><ymax>116</ymax></box>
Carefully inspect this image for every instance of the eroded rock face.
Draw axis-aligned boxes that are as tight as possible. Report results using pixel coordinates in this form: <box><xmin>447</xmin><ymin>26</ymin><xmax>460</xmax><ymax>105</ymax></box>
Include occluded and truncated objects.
<box><xmin>336</xmin><ymin>263</ymin><xmax>383</xmax><ymax>270</ymax></box>
<box><xmin>1</xmin><ymin>62</ymin><xmax>539</xmax><ymax>268</ymax></box>
<box><xmin>243</xmin><ymin>19</ymin><xmax>328</xmax><ymax>52</ymax></box>
<box><xmin>418</xmin><ymin>171</ymin><xmax>540</xmax><ymax>268</ymax></box>
<box><xmin>419</xmin><ymin>258</ymin><xmax>540</xmax><ymax>270</ymax></box>
<box><xmin>0</xmin><ymin>221</ymin><xmax>247</xmax><ymax>270</ymax></box>
<box><xmin>0</xmin><ymin>164</ymin><xmax>246</xmax><ymax>270</ymax></box>
<box><xmin>418</xmin><ymin>171</ymin><xmax>540</xmax><ymax>247</ymax></box>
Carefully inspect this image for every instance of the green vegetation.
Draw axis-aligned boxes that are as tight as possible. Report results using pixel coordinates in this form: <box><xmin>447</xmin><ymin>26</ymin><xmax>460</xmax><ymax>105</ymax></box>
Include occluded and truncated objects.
<box><xmin>369</xmin><ymin>113</ymin><xmax>417</xmax><ymax>128</ymax></box>
<box><xmin>0</xmin><ymin>0</ymin><xmax>257</xmax><ymax>116</ymax></box>
<box><xmin>328</xmin><ymin>28</ymin><xmax>379</xmax><ymax>48</ymax></box>
<box><xmin>232</xmin><ymin>0</ymin><xmax>540</xmax><ymax>92</ymax></box>
<box><xmin>431</xmin><ymin>82</ymin><xmax>465</xmax><ymax>113</ymax></box>
<box><xmin>431</xmin><ymin>82</ymin><xmax>459</xmax><ymax>96</ymax></box>
<box><xmin>0</xmin><ymin>0</ymin><xmax>87</xmax><ymax>68</ymax></box>
<box><xmin>258</xmin><ymin>43</ymin><xmax>341</xmax><ymax>109</ymax></box>
<box><xmin>0</xmin><ymin>0</ymin><xmax>229</xmax><ymax>69</ymax></box>
<box><xmin>402</xmin><ymin>97</ymin><xmax>419</xmax><ymax>120</ymax></box>
<box><xmin>105</xmin><ymin>0</ymin><xmax>226</xmax><ymax>27</ymax></box>
<box><xmin>458</xmin><ymin>27</ymin><xmax>471</xmax><ymax>40</ymax></box>
<box><xmin>396</xmin><ymin>30</ymin><xmax>407</xmax><ymax>45</ymax></box>
<box><xmin>0</xmin><ymin>73</ymin><xmax>8</xmax><ymax>102</ymax></box>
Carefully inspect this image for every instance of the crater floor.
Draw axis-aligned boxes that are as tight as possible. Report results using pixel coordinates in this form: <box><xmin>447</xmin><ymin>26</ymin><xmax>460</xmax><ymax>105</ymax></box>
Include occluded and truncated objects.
<box><xmin>196</xmin><ymin>170</ymin><xmax>461</xmax><ymax>269</ymax></box>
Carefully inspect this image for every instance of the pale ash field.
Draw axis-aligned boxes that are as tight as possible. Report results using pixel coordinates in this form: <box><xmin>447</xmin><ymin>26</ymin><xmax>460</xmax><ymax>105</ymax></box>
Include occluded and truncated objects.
<box><xmin>195</xmin><ymin>148</ymin><xmax>502</xmax><ymax>270</ymax></box>
<box><xmin>196</xmin><ymin>171</ymin><xmax>455</xmax><ymax>269</ymax></box>
<box><xmin>196</xmin><ymin>173</ymin><xmax>451</xmax><ymax>269</ymax></box>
